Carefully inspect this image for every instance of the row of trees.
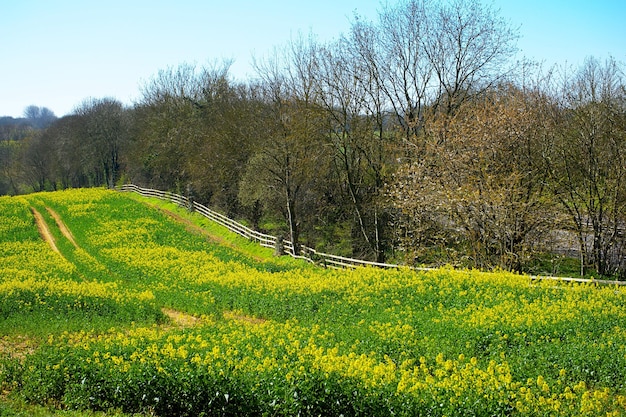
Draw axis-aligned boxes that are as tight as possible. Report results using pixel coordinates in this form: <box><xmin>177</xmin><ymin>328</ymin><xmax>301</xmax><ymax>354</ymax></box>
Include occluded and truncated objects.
<box><xmin>2</xmin><ymin>0</ymin><xmax>625</xmax><ymax>277</ymax></box>
<box><xmin>390</xmin><ymin>60</ymin><xmax>626</xmax><ymax>276</ymax></box>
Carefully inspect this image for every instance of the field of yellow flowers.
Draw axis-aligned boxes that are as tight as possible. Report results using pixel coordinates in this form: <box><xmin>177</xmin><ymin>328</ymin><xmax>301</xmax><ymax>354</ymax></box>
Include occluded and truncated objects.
<box><xmin>1</xmin><ymin>188</ymin><xmax>625</xmax><ymax>416</ymax></box>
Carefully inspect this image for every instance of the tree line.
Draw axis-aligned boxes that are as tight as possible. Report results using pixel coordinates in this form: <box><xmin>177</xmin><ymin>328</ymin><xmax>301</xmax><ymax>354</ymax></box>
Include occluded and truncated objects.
<box><xmin>1</xmin><ymin>0</ymin><xmax>625</xmax><ymax>278</ymax></box>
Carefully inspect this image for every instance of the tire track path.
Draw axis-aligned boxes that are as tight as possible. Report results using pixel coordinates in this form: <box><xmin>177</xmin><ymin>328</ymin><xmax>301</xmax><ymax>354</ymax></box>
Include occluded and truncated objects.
<box><xmin>46</xmin><ymin>206</ymin><xmax>79</xmax><ymax>249</ymax></box>
<box><xmin>31</xmin><ymin>207</ymin><xmax>59</xmax><ymax>253</ymax></box>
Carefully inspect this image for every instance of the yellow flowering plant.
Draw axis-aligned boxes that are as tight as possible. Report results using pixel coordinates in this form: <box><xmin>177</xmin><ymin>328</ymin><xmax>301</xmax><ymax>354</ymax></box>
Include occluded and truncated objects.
<box><xmin>1</xmin><ymin>189</ymin><xmax>625</xmax><ymax>416</ymax></box>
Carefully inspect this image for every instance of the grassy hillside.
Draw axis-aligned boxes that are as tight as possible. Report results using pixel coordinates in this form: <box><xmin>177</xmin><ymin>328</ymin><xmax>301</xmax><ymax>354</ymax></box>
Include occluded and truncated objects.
<box><xmin>1</xmin><ymin>188</ymin><xmax>625</xmax><ymax>416</ymax></box>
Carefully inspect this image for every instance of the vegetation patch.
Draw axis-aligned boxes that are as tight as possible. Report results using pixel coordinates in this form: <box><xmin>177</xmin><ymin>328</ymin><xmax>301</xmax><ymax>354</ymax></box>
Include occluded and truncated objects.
<box><xmin>161</xmin><ymin>308</ymin><xmax>202</xmax><ymax>328</ymax></box>
<box><xmin>1</xmin><ymin>189</ymin><xmax>625</xmax><ymax>416</ymax></box>
<box><xmin>223</xmin><ymin>310</ymin><xmax>266</xmax><ymax>326</ymax></box>
<box><xmin>0</xmin><ymin>336</ymin><xmax>36</xmax><ymax>361</ymax></box>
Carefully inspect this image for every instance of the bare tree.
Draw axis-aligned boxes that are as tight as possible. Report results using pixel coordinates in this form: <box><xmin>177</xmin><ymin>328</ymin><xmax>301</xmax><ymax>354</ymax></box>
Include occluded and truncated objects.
<box><xmin>74</xmin><ymin>98</ymin><xmax>127</xmax><ymax>188</ymax></box>
<box><xmin>21</xmin><ymin>130</ymin><xmax>55</xmax><ymax>191</ymax></box>
<box><xmin>0</xmin><ymin>135</ymin><xmax>21</xmax><ymax>194</ymax></box>
<box><xmin>423</xmin><ymin>0</ymin><xmax>519</xmax><ymax>116</ymax></box>
<box><xmin>189</xmin><ymin>63</ymin><xmax>259</xmax><ymax>215</ymax></box>
<box><xmin>548</xmin><ymin>57</ymin><xmax>626</xmax><ymax>276</ymax></box>
<box><xmin>133</xmin><ymin>60</ymin><xmax>257</xmax><ymax>212</ymax></box>
<box><xmin>242</xmin><ymin>38</ymin><xmax>331</xmax><ymax>255</ymax></box>
<box><xmin>388</xmin><ymin>82</ymin><xmax>559</xmax><ymax>270</ymax></box>
<box><xmin>46</xmin><ymin>115</ymin><xmax>89</xmax><ymax>188</ymax></box>
<box><xmin>349</xmin><ymin>0</ymin><xmax>518</xmax><ymax>143</ymax></box>
<box><xmin>314</xmin><ymin>38</ymin><xmax>391</xmax><ymax>261</ymax></box>
<box><xmin>349</xmin><ymin>0</ymin><xmax>432</xmax><ymax>141</ymax></box>
<box><xmin>23</xmin><ymin>105</ymin><xmax>57</xmax><ymax>129</ymax></box>
<box><xmin>133</xmin><ymin>64</ymin><xmax>204</xmax><ymax>192</ymax></box>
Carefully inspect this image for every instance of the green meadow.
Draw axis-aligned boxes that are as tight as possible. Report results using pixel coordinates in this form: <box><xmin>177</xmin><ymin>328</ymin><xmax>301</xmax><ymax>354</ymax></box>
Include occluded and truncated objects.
<box><xmin>1</xmin><ymin>188</ymin><xmax>625</xmax><ymax>416</ymax></box>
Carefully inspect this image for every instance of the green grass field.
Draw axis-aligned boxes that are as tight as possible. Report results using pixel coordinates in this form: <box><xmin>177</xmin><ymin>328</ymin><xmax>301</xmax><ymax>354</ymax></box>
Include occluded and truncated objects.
<box><xmin>1</xmin><ymin>188</ymin><xmax>625</xmax><ymax>416</ymax></box>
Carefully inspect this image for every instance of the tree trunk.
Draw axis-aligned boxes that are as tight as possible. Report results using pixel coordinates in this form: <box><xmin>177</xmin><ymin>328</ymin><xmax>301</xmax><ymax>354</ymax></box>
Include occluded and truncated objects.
<box><xmin>286</xmin><ymin>195</ymin><xmax>299</xmax><ymax>256</ymax></box>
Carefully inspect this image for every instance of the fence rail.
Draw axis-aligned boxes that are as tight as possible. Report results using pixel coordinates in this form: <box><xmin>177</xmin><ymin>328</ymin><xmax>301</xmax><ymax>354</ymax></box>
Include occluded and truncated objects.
<box><xmin>118</xmin><ymin>184</ymin><xmax>625</xmax><ymax>286</ymax></box>
<box><xmin>119</xmin><ymin>184</ymin><xmax>403</xmax><ymax>270</ymax></box>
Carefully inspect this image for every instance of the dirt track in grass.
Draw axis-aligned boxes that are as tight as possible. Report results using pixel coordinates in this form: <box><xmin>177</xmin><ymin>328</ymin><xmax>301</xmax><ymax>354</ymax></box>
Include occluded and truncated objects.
<box><xmin>31</xmin><ymin>207</ymin><xmax>59</xmax><ymax>253</ymax></box>
<box><xmin>46</xmin><ymin>207</ymin><xmax>79</xmax><ymax>249</ymax></box>
<box><xmin>31</xmin><ymin>206</ymin><xmax>81</xmax><ymax>254</ymax></box>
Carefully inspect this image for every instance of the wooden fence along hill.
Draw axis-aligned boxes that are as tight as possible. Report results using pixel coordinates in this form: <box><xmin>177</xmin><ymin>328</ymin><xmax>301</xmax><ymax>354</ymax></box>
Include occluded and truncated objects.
<box><xmin>119</xmin><ymin>184</ymin><xmax>402</xmax><ymax>270</ymax></box>
<box><xmin>118</xmin><ymin>184</ymin><xmax>625</xmax><ymax>286</ymax></box>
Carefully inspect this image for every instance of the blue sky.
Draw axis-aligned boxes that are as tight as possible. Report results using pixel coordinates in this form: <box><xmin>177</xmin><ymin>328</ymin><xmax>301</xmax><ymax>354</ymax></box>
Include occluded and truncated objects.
<box><xmin>1</xmin><ymin>0</ymin><xmax>624</xmax><ymax>118</ymax></box>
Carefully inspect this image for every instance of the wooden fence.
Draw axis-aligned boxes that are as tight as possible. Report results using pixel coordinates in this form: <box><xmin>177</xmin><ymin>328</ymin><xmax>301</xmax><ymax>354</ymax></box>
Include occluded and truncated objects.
<box><xmin>118</xmin><ymin>184</ymin><xmax>405</xmax><ymax>270</ymax></box>
<box><xmin>118</xmin><ymin>184</ymin><xmax>625</xmax><ymax>286</ymax></box>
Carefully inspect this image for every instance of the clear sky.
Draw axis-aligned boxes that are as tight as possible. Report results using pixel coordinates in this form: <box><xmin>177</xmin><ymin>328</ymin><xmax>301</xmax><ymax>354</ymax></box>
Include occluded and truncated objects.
<box><xmin>1</xmin><ymin>0</ymin><xmax>624</xmax><ymax>119</ymax></box>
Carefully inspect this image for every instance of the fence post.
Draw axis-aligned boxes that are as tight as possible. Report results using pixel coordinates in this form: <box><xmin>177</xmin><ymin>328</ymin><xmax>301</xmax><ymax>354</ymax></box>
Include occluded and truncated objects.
<box><xmin>274</xmin><ymin>236</ymin><xmax>285</xmax><ymax>257</ymax></box>
<box><xmin>186</xmin><ymin>184</ymin><xmax>194</xmax><ymax>212</ymax></box>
